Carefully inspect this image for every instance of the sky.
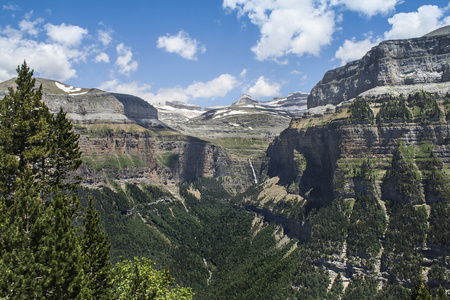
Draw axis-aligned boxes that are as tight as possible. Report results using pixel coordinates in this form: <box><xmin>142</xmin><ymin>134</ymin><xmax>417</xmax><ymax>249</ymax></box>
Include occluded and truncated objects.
<box><xmin>1</xmin><ymin>0</ymin><xmax>450</xmax><ymax>108</ymax></box>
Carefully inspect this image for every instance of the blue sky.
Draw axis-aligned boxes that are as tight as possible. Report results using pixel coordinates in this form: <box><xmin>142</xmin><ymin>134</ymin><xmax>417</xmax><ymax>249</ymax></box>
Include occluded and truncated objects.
<box><xmin>1</xmin><ymin>1</ymin><xmax>450</xmax><ymax>108</ymax></box>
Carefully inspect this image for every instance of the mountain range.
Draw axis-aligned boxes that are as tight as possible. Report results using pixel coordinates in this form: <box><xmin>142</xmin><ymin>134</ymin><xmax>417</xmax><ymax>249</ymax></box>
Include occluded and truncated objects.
<box><xmin>1</xmin><ymin>27</ymin><xmax>449</xmax><ymax>298</ymax></box>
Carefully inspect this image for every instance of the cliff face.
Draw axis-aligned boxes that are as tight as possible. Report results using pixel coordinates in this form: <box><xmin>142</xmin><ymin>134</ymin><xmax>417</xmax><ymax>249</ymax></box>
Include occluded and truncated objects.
<box><xmin>0</xmin><ymin>78</ymin><xmax>160</xmax><ymax>126</ymax></box>
<box><xmin>77</xmin><ymin>129</ymin><xmax>253</xmax><ymax>189</ymax></box>
<box><xmin>44</xmin><ymin>91</ymin><xmax>159</xmax><ymax>126</ymax></box>
<box><xmin>266</xmin><ymin>120</ymin><xmax>450</xmax><ymax>202</ymax></box>
<box><xmin>307</xmin><ymin>33</ymin><xmax>450</xmax><ymax>108</ymax></box>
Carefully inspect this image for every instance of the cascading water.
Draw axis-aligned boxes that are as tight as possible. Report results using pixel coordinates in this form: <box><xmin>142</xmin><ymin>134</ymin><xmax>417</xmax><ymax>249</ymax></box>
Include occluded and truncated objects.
<box><xmin>248</xmin><ymin>159</ymin><xmax>258</xmax><ymax>184</ymax></box>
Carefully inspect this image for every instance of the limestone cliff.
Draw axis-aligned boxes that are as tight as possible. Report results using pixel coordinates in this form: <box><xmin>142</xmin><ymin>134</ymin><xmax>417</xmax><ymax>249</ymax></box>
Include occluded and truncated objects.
<box><xmin>266</xmin><ymin>116</ymin><xmax>450</xmax><ymax>203</ymax></box>
<box><xmin>308</xmin><ymin>29</ymin><xmax>450</xmax><ymax>108</ymax></box>
<box><xmin>0</xmin><ymin>78</ymin><xmax>160</xmax><ymax>126</ymax></box>
<box><xmin>77</xmin><ymin>128</ymin><xmax>245</xmax><ymax>188</ymax></box>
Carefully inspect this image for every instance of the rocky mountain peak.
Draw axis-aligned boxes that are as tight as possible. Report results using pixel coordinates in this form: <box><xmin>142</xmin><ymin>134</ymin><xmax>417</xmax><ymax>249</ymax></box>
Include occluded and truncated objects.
<box><xmin>0</xmin><ymin>78</ymin><xmax>161</xmax><ymax>127</ymax></box>
<box><xmin>232</xmin><ymin>94</ymin><xmax>258</xmax><ymax>106</ymax></box>
<box><xmin>307</xmin><ymin>26</ymin><xmax>450</xmax><ymax>108</ymax></box>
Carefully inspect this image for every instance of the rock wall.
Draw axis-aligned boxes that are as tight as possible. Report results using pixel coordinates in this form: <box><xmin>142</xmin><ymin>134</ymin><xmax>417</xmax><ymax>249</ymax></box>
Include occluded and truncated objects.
<box><xmin>77</xmin><ymin>130</ymin><xmax>254</xmax><ymax>190</ymax></box>
<box><xmin>43</xmin><ymin>91</ymin><xmax>159</xmax><ymax>125</ymax></box>
<box><xmin>266</xmin><ymin>121</ymin><xmax>450</xmax><ymax>203</ymax></box>
<box><xmin>307</xmin><ymin>33</ymin><xmax>450</xmax><ymax>108</ymax></box>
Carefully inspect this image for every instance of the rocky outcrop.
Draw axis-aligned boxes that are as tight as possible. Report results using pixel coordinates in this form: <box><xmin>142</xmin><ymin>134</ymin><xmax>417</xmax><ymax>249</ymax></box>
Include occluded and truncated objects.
<box><xmin>165</xmin><ymin>101</ymin><xmax>201</xmax><ymax>111</ymax></box>
<box><xmin>308</xmin><ymin>30</ymin><xmax>450</xmax><ymax>108</ymax></box>
<box><xmin>266</xmin><ymin>121</ymin><xmax>450</xmax><ymax>203</ymax></box>
<box><xmin>44</xmin><ymin>91</ymin><xmax>160</xmax><ymax>126</ymax></box>
<box><xmin>77</xmin><ymin>130</ymin><xmax>255</xmax><ymax>189</ymax></box>
<box><xmin>0</xmin><ymin>78</ymin><xmax>160</xmax><ymax>126</ymax></box>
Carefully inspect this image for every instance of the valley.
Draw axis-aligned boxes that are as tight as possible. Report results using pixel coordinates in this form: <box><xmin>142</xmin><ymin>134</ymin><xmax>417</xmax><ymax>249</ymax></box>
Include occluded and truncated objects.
<box><xmin>1</xmin><ymin>27</ymin><xmax>449</xmax><ymax>299</ymax></box>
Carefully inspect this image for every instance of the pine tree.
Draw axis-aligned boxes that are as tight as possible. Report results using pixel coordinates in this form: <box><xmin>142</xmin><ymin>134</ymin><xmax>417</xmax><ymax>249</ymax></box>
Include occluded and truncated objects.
<box><xmin>46</xmin><ymin>108</ymin><xmax>82</xmax><ymax>192</ymax></box>
<box><xmin>82</xmin><ymin>197</ymin><xmax>113</xmax><ymax>299</ymax></box>
<box><xmin>0</xmin><ymin>61</ymin><xmax>52</xmax><ymax>199</ymax></box>
<box><xmin>36</xmin><ymin>191</ymin><xmax>92</xmax><ymax>299</ymax></box>
<box><xmin>411</xmin><ymin>279</ymin><xmax>432</xmax><ymax>300</ymax></box>
<box><xmin>0</xmin><ymin>62</ymin><xmax>94</xmax><ymax>299</ymax></box>
<box><xmin>0</xmin><ymin>169</ymin><xmax>45</xmax><ymax>298</ymax></box>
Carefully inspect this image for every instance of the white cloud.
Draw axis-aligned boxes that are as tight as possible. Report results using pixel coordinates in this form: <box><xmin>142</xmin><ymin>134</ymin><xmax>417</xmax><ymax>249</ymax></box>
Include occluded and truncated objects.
<box><xmin>95</xmin><ymin>52</ymin><xmax>109</xmax><ymax>63</ymax></box>
<box><xmin>185</xmin><ymin>74</ymin><xmax>238</xmax><ymax>98</ymax></box>
<box><xmin>240</xmin><ymin>69</ymin><xmax>247</xmax><ymax>78</ymax></box>
<box><xmin>157</xmin><ymin>30</ymin><xmax>206</xmax><ymax>60</ymax></box>
<box><xmin>247</xmin><ymin>76</ymin><xmax>281</xmax><ymax>98</ymax></box>
<box><xmin>45</xmin><ymin>23</ymin><xmax>88</xmax><ymax>47</ymax></box>
<box><xmin>19</xmin><ymin>12</ymin><xmax>44</xmax><ymax>37</ymax></box>
<box><xmin>335</xmin><ymin>36</ymin><xmax>379</xmax><ymax>65</ymax></box>
<box><xmin>98</xmin><ymin>79</ymin><xmax>155</xmax><ymax>99</ymax></box>
<box><xmin>19</xmin><ymin>18</ymin><xmax>43</xmax><ymax>36</ymax></box>
<box><xmin>98</xmin><ymin>28</ymin><xmax>112</xmax><ymax>46</ymax></box>
<box><xmin>384</xmin><ymin>5</ymin><xmax>450</xmax><ymax>40</ymax></box>
<box><xmin>0</xmin><ymin>35</ymin><xmax>80</xmax><ymax>81</ymax></box>
<box><xmin>3</xmin><ymin>4</ymin><xmax>19</xmax><ymax>11</ymax></box>
<box><xmin>223</xmin><ymin>0</ymin><xmax>335</xmax><ymax>61</ymax></box>
<box><xmin>150</xmin><ymin>73</ymin><xmax>238</xmax><ymax>103</ymax></box>
<box><xmin>334</xmin><ymin>0</ymin><xmax>400</xmax><ymax>17</ymax></box>
<box><xmin>115</xmin><ymin>43</ymin><xmax>138</xmax><ymax>74</ymax></box>
<box><xmin>99</xmin><ymin>74</ymin><xmax>238</xmax><ymax>105</ymax></box>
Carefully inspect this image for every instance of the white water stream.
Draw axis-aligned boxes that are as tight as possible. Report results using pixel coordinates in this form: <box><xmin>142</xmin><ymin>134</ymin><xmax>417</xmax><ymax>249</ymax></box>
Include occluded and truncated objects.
<box><xmin>248</xmin><ymin>159</ymin><xmax>258</xmax><ymax>184</ymax></box>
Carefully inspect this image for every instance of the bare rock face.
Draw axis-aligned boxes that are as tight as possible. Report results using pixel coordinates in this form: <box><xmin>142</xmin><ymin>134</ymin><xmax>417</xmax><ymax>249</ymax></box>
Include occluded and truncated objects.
<box><xmin>266</xmin><ymin>122</ymin><xmax>450</xmax><ymax>204</ymax></box>
<box><xmin>307</xmin><ymin>30</ymin><xmax>450</xmax><ymax>108</ymax></box>
<box><xmin>0</xmin><ymin>78</ymin><xmax>160</xmax><ymax>126</ymax></box>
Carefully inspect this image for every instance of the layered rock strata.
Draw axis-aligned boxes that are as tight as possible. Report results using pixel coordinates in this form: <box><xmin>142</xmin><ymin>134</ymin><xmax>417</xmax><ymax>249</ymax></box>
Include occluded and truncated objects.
<box><xmin>308</xmin><ymin>31</ymin><xmax>450</xmax><ymax>108</ymax></box>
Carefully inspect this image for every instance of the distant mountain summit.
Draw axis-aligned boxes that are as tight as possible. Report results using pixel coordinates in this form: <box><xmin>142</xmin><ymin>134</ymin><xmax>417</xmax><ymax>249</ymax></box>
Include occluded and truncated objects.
<box><xmin>307</xmin><ymin>26</ymin><xmax>450</xmax><ymax>108</ymax></box>
<box><xmin>232</xmin><ymin>94</ymin><xmax>259</xmax><ymax>106</ymax></box>
<box><xmin>0</xmin><ymin>78</ymin><xmax>162</xmax><ymax>127</ymax></box>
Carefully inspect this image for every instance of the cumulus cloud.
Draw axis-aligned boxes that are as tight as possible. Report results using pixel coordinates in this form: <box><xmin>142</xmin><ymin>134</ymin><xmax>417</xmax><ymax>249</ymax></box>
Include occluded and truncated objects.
<box><xmin>185</xmin><ymin>74</ymin><xmax>237</xmax><ymax>98</ymax></box>
<box><xmin>45</xmin><ymin>23</ymin><xmax>88</xmax><ymax>47</ymax></box>
<box><xmin>0</xmin><ymin>35</ymin><xmax>80</xmax><ymax>81</ymax></box>
<box><xmin>247</xmin><ymin>76</ymin><xmax>281</xmax><ymax>98</ymax></box>
<box><xmin>223</xmin><ymin>0</ymin><xmax>406</xmax><ymax>62</ymax></box>
<box><xmin>333</xmin><ymin>0</ymin><xmax>400</xmax><ymax>17</ymax></box>
<box><xmin>384</xmin><ymin>5</ymin><xmax>450</xmax><ymax>40</ymax></box>
<box><xmin>223</xmin><ymin>0</ymin><xmax>336</xmax><ymax>61</ymax></box>
<box><xmin>151</xmin><ymin>73</ymin><xmax>238</xmax><ymax>103</ymax></box>
<box><xmin>98</xmin><ymin>79</ymin><xmax>154</xmax><ymax>99</ymax></box>
<box><xmin>95</xmin><ymin>52</ymin><xmax>109</xmax><ymax>63</ymax></box>
<box><xmin>0</xmin><ymin>16</ymin><xmax>115</xmax><ymax>82</ymax></box>
<box><xmin>115</xmin><ymin>43</ymin><xmax>138</xmax><ymax>74</ymax></box>
<box><xmin>18</xmin><ymin>12</ymin><xmax>43</xmax><ymax>36</ymax></box>
<box><xmin>19</xmin><ymin>18</ymin><xmax>43</xmax><ymax>36</ymax></box>
<box><xmin>99</xmin><ymin>74</ymin><xmax>238</xmax><ymax>104</ymax></box>
<box><xmin>97</xmin><ymin>28</ymin><xmax>112</xmax><ymax>46</ymax></box>
<box><xmin>157</xmin><ymin>30</ymin><xmax>206</xmax><ymax>60</ymax></box>
<box><xmin>335</xmin><ymin>36</ymin><xmax>380</xmax><ymax>65</ymax></box>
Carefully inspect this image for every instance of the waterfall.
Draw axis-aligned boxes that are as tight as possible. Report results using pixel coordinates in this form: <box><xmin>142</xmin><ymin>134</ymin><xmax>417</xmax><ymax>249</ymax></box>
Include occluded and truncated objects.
<box><xmin>248</xmin><ymin>159</ymin><xmax>258</xmax><ymax>184</ymax></box>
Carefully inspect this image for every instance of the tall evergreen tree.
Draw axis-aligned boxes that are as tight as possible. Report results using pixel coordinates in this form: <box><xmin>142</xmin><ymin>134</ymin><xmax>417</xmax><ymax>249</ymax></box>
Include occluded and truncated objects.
<box><xmin>46</xmin><ymin>107</ymin><xmax>82</xmax><ymax>192</ymax></box>
<box><xmin>0</xmin><ymin>62</ymin><xmax>95</xmax><ymax>299</ymax></box>
<box><xmin>82</xmin><ymin>197</ymin><xmax>113</xmax><ymax>299</ymax></box>
<box><xmin>0</xmin><ymin>170</ymin><xmax>46</xmax><ymax>298</ymax></box>
<box><xmin>0</xmin><ymin>61</ymin><xmax>51</xmax><ymax>199</ymax></box>
<box><xmin>36</xmin><ymin>192</ymin><xmax>92</xmax><ymax>299</ymax></box>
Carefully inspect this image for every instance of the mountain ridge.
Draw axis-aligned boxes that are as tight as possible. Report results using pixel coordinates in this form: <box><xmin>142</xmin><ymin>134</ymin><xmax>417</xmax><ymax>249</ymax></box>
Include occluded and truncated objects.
<box><xmin>307</xmin><ymin>27</ymin><xmax>450</xmax><ymax>108</ymax></box>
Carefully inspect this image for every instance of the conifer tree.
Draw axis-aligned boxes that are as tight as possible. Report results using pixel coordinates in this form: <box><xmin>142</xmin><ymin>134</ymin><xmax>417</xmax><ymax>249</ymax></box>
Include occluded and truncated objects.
<box><xmin>0</xmin><ymin>61</ymin><xmax>51</xmax><ymax>199</ymax></box>
<box><xmin>82</xmin><ymin>197</ymin><xmax>113</xmax><ymax>299</ymax></box>
<box><xmin>0</xmin><ymin>170</ymin><xmax>45</xmax><ymax>298</ymax></box>
<box><xmin>46</xmin><ymin>107</ymin><xmax>82</xmax><ymax>192</ymax></box>
<box><xmin>411</xmin><ymin>279</ymin><xmax>432</xmax><ymax>300</ymax></box>
<box><xmin>0</xmin><ymin>62</ymin><xmax>94</xmax><ymax>299</ymax></box>
<box><xmin>36</xmin><ymin>192</ymin><xmax>92</xmax><ymax>299</ymax></box>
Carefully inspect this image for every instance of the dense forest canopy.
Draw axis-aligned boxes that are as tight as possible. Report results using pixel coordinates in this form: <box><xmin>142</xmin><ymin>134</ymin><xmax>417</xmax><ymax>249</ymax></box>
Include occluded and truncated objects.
<box><xmin>0</xmin><ymin>62</ymin><xmax>193</xmax><ymax>299</ymax></box>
